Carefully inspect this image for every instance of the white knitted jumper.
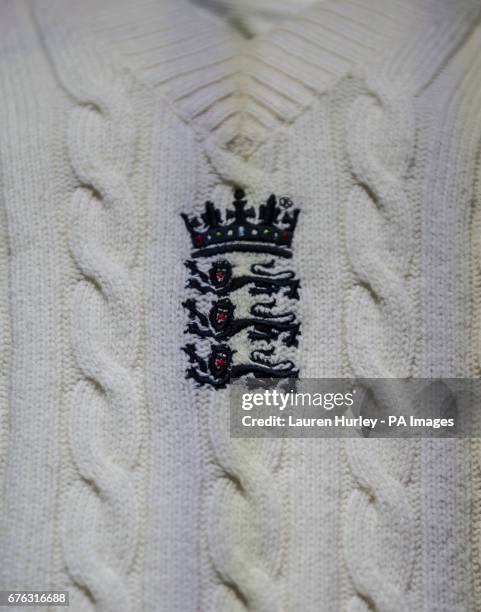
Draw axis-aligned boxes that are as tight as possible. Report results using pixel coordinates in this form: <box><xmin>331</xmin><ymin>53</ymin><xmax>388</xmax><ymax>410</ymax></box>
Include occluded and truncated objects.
<box><xmin>1</xmin><ymin>1</ymin><xmax>481</xmax><ymax>611</ymax></box>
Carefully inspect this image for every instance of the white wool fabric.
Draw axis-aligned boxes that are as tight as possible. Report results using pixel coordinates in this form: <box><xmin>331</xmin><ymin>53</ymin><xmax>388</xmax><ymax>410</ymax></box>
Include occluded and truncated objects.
<box><xmin>1</xmin><ymin>0</ymin><xmax>481</xmax><ymax>610</ymax></box>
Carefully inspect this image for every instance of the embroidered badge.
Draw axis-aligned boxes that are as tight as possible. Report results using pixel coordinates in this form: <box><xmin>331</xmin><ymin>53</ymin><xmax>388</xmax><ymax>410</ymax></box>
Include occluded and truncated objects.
<box><xmin>181</xmin><ymin>187</ymin><xmax>301</xmax><ymax>389</ymax></box>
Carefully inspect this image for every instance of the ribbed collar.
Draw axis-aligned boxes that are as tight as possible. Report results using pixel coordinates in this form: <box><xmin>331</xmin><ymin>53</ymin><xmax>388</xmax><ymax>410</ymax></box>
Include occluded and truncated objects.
<box><xmin>36</xmin><ymin>0</ymin><xmax>481</xmax><ymax>150</ymax></box>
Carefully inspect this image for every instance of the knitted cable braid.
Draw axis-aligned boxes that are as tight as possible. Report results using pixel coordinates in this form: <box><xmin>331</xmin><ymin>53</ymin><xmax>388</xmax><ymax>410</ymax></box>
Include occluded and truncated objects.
<box><xmin>204</xmin><ymin>135</ymin><xmax>270</xmax><ymax>198</ymax></box>
<box><xmin>46</xmin><ymin>46</ymin><xmax>143</xmax><ymax>610</ymax></box>
<box><xmin>207</xmin><ymin>414</ymin><xmax>284</xmax><ymax>611</ymax></box>
<box><xmin>343</xmin><ymin>74</ymin><xmax>417</xmax><ymax>612</ymax></box>
<box><xmin>202</xmin><ymin>138</ymin><xmax>287</xmax><ymax>610</ymax></box>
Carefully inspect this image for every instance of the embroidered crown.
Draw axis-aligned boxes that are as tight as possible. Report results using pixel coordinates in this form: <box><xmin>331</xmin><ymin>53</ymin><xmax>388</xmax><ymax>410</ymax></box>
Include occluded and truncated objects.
<box><xmin>181</xmin><ymin>188</ymin><xmax>299</xmax><ymax>258</ymax></box>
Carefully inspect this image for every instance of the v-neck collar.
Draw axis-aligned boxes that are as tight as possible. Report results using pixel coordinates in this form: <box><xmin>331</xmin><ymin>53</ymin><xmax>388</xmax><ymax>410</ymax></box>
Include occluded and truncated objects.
<box><xmin>37</xmin><ymin>0</ymin><xmax>481</xmax><ymax>150</ymax></box>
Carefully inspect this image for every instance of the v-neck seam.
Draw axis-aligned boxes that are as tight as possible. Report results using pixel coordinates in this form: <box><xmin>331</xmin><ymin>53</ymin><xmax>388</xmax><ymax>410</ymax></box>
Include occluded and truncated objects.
<box><xmin>36</xmin><ymin>0</ymin><xmax>481</xmax><ymax>154</ymax></box>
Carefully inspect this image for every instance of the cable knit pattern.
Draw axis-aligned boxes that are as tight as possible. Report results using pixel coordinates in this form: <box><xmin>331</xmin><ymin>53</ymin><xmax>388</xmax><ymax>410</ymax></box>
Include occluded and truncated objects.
<box><xmin>3</xmin><ymin>2</ymin><xmax>481</xmax><ymax>610</ymax></box>
<box><xmin>204</xmin><ymin>135</ymin><xmax>271</xmax><ymax>198</ymax></box>
<box><xmin>343</xmin><ymin>75</ymin><xmax>417</xmax><ymax>611</ymax></box>
<box><xmin>345</xmin><ymin>78</ymin><xmax>416</xmax><ymax>378</ymax></box>
<box><xmin>203</xmin><ymin>140</ymin><xmax>288</xmax><ymax>611</ymax></box>
<box><xmin>57</xmin><ymin>57</ymin><xmax>141</xmax><ymax>610</ymax></box>
<box><xmin>207</xmin><ymin>415</ymin><xmax>284</xmax><ymax>611</ymax></box>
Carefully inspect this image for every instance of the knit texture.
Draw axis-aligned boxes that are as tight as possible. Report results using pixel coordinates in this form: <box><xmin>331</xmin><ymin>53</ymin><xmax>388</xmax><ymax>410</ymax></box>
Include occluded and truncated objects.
<box><xmin>63</xmin><ymin>63</ymin><xmax>141</xmax><ymax>611</ymax></box>
<box><xmin>1</xmin><ymin>1</ymin><xmax>481</xmax><ymax>610</ymax></box>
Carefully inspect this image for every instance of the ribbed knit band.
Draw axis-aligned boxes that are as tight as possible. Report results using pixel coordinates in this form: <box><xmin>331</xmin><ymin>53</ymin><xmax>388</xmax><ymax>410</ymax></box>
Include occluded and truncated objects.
<box><xmin>40</xmin><ymin>0</ymin><xmax>481</xmax><ymax>149</ymax></box>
